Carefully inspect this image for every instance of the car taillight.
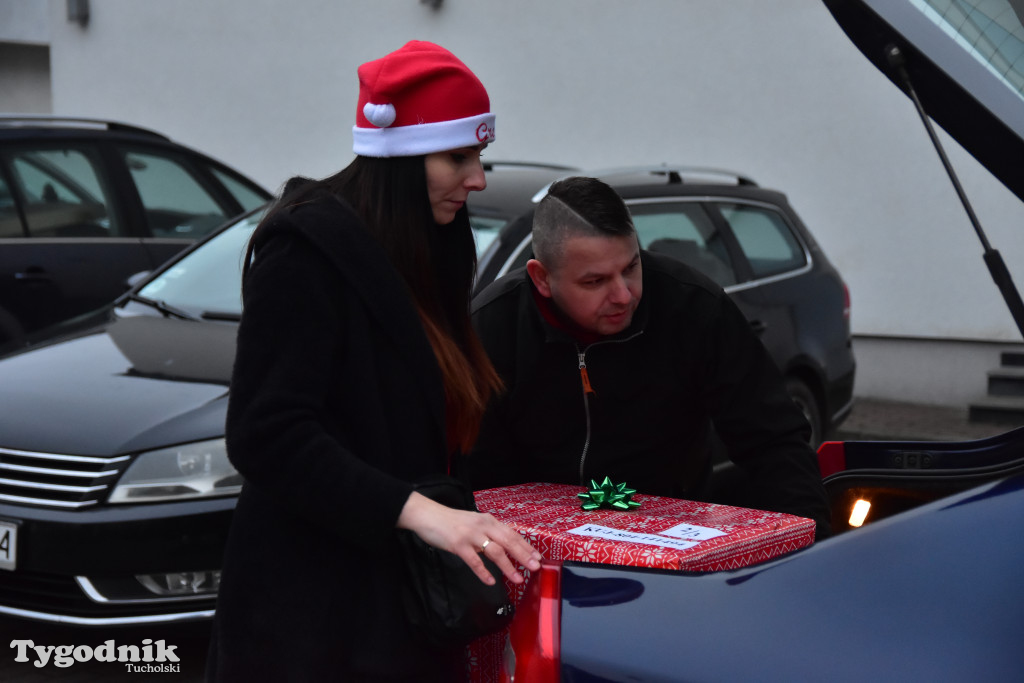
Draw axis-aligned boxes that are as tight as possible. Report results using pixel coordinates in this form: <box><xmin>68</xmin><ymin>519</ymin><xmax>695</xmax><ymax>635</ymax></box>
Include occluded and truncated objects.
<box><xmin>501</xmin><ymin>558</ymin><xmax>562</xmax><ymax>683</ymax></box>
<box><xmin>817</xmin><ymin>440</ymin><xmax>847</xmax><ymax>478</ymax></box>
<box><xmin>843</xmin><ymin>282</ymin><xmax>851</xmax><ymax>321</ymax></box>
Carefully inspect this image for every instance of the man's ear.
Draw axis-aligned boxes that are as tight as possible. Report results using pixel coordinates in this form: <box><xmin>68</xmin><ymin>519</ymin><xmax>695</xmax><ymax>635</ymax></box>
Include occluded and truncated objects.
<box><xmin>526</xmin><ymin>259</ymin><xmax>553</xmax><ymax>298</ymax></box>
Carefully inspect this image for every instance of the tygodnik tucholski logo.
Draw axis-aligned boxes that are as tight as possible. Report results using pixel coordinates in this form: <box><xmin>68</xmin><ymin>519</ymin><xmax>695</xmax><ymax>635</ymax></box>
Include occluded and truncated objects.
<box><xmin>10</xmin><ymin>638</ymin><xmax>181</xmax><ymax>672</ymax></box>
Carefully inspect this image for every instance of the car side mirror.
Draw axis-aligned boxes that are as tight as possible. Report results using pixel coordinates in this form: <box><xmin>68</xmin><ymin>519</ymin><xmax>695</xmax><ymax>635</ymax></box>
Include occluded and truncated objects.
<box><xmin>124</xmin><ymin>271</ymin><xmax>151</xmax><ymax>291</ymax></box>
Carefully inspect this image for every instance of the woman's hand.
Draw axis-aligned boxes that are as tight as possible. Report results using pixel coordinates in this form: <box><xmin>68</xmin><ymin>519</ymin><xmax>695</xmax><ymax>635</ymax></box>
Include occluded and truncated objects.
<box><xmin>397</xmin><ymin>491</ymin><xmax>542</xmax><ymax>586</ymax></box>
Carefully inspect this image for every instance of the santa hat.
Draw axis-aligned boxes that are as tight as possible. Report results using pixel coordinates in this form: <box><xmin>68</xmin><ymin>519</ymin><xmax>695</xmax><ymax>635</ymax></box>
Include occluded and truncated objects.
<box><xmin>352</xmin><ymin>41</ymin><xmax>495</xmax><ymax>157</ymax></box>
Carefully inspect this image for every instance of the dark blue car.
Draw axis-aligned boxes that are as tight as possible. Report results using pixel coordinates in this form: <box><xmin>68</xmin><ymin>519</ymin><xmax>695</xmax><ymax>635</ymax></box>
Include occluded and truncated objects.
<box><xmin>503</xmin><ymin>432</ymin><xmax>1024</xmax><ymax>679</ymax></box>
<box><xmin>503</xmin><ymin>430</ymin><xmax>1024</xmax><ymax>682</ymax></box>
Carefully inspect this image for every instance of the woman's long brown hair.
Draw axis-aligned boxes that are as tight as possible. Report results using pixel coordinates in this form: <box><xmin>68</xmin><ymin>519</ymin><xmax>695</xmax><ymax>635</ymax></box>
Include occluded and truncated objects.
<box><xmin>250</xmin><ymin>156</ymin><xmax>502</xmax><ymax>454</ymax></box>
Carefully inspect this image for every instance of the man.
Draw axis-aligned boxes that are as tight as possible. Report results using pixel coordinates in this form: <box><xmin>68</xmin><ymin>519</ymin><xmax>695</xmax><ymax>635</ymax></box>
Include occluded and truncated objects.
<box><xmin>466</xmin><ymin>176</ymin><xmax>831</xmax><ymax>538</ymax></box>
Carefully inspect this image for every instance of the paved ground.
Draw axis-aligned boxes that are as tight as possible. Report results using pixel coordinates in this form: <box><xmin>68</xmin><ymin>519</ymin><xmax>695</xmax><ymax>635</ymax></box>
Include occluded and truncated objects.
<box><xmin>834</xmin><ymin>397</ymin><xmax>1023</xmax><ymax>442</ymax></box>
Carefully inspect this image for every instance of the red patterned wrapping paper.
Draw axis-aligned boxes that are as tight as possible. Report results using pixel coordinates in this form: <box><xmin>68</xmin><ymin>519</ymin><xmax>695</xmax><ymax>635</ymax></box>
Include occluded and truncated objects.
<box><xmin>465</xmin><ymin>482</ymin><xmax>816</xmax><ymax>682</ymax></box>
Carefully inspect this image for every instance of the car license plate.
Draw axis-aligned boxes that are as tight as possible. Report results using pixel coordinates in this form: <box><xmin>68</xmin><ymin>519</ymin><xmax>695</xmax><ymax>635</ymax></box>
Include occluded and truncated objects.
<box><xmin>0</xmin><ymin>520</ymin><xmax>17</xmax><ymax>571</ymax></box>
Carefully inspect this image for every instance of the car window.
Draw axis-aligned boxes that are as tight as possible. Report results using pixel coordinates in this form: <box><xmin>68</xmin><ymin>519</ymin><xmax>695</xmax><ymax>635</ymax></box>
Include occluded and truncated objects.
<box><xmin>210</xmin><ymin>167</ymin><xmax>269</xmax><ymax>212</ymax></box>
<box><xmin>121</xmin><ymin>148</ymin><xmax>230</xmax><ymax>239</ymax></box>
<box><xmin>138</xmin><ymin>212</ymin><xmax>260</xmax><ymax>317</ymax></box>
<box><xmin>717</xmin><ymin>203</ymin><xmax>806</xmax><ymax>279</ymax></box>
<box><xmin>1</xmin><ymin>146</ymin><xmax>122</xmax><ymax>238</ymax></box>
<box><xmin>630</xmin><ymin>202</ymin><xmax>737</xmax><ymax>287</ymax></box>
<box><xmin>0</xmin><ymin>173</ymin><xmax>20</xmax><ymax>238</ymax></box>
<box><xmin>470</xmin><ymin>214</ymin><xmax>506</xmax><ymax>257</ymax></box>
<box><xmin>496</xmin><ymin>202</ymin><xmax>739</xmax><ymax>288</ymax></box>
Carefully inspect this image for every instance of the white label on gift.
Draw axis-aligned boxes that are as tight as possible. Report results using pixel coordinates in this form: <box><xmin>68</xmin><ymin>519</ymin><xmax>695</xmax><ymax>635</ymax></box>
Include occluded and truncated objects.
<box><xmin>658</xmin><ymin>523</ymin><xmax>728</xmax><ymax>542</ymax></box>
<box><xmin>567</xmin><ymin>524</ymin><xmax>700</xmax><ymax>551</ymax></box>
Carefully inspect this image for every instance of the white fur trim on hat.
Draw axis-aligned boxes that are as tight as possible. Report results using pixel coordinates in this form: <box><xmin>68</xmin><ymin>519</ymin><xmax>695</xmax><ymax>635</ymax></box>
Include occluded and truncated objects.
<box><xmin>353</xmin><ymin>112</ymin><xmax>495</xmax><ymax>157</ymax></box>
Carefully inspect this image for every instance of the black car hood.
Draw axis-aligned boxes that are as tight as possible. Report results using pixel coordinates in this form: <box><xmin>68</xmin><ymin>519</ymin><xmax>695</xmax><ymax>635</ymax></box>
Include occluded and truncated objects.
<box><xmin>823</xmin><ymin>0</ymin><xmax>1024</xmax><ymax>203</ymax></box>
<box><xmin>0</xmin><ymin>311</ymin><xmax>234</xmax><ymax>456</ymax></box>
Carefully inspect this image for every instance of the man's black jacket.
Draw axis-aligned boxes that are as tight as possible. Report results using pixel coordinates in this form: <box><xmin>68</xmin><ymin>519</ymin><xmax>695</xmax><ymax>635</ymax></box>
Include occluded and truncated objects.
<box><xmin>465</xmin><ymin>251</ymin><xmax>831</xmax><ymax>537</ymax></box>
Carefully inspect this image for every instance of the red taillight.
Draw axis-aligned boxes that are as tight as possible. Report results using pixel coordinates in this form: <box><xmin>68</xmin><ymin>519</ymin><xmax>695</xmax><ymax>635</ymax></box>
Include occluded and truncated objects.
<box><xmin>501</xmin><ymin>558</ymin><xmax>562</xmax><ymax>683</ymax></box>
<box><xmin>817</xmin><ymin>440</ymin><xmax>847</xmax><ymax>478</ymax></box>
<box><xmin>843</xmin><ymin>282</ymin><xmax>851</xmax><ymax>321</ymax></box>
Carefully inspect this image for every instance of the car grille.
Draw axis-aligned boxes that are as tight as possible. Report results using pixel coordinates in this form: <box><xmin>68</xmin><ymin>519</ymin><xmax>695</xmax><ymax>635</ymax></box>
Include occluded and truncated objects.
<box><xmin>0</xmin><ymin>446</ymin><xmax>130</xmax><ymax>508</ymax></box>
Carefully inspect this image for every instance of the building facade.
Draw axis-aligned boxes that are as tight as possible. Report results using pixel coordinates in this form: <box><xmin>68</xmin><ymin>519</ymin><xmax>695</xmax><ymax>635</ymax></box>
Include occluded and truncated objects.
<box><xmin>3</xmin><ymin>0</ymin><xmax>1024</xmax><ymax>406</ymax></box>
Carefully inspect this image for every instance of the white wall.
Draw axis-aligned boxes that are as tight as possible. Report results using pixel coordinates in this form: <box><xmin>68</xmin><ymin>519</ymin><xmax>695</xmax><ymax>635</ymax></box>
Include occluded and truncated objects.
<box><xmin>853</xmin><ymin>336</ymin><xmax>1017</xmax><ymax>405</ymax></box>
<box><xmin>38</xmin><ymin>0</ymin><xmax>1024</xmax><ymax>349</ymax></box>
<box><xmin>0</xmin><ymin>0</ymin><xmax>50</xmax><ymax>44</ymax></box>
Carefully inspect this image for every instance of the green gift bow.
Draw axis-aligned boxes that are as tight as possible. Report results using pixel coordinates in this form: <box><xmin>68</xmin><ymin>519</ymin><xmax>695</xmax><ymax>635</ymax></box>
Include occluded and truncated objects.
<box><xmin>578</xmin><ymin>477</ymin><xmax>641</xmax><ymax>511</ymax></box>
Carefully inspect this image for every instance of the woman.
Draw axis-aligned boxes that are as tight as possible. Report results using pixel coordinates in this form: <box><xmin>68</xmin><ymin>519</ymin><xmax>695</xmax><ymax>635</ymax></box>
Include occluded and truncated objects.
<box><xmin>206</xmin><ymin>41</ymin><xmax>541</xmax><ymax>681</ymax></box>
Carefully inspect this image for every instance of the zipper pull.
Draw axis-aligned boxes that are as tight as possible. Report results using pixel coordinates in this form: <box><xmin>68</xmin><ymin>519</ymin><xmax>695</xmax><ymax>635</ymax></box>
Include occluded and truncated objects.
<box><xmin>578</xmin><ymin>352</ymin><xmax>596</xmax><ymax>395</ymax></box>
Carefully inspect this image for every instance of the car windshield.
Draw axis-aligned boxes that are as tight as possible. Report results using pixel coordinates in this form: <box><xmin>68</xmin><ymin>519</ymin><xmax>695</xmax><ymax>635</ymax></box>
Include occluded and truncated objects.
<box><xmin>137</xmin><ymin>210</ymin><xmax>260</xmax><ymax>318</ymax></box>
<box><xmin>136</xmin><ymin>208</ymin><xmax>505</xmax><ymax>318</ymax></box>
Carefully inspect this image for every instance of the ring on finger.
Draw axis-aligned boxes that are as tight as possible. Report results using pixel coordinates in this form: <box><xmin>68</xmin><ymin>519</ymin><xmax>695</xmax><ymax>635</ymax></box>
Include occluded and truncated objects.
<box><xmin>479</xmin><ymin>539</ymin><xmax>491</xmax><ymax>552</ymax></box>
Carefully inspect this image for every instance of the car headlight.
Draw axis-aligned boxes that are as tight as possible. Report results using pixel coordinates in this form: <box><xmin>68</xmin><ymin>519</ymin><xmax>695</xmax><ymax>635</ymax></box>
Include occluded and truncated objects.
<box><xmin>108</xmin><ymin>438</ymin><xmax>242</xmax><ymax>504</ymax></box>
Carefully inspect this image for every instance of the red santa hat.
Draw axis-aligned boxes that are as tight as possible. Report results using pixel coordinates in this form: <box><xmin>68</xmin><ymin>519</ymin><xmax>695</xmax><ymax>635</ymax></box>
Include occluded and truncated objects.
<box><xmin>352</xmin><ymin>40</ymin><xmax>495</xmax><ymax>157</ymax></box>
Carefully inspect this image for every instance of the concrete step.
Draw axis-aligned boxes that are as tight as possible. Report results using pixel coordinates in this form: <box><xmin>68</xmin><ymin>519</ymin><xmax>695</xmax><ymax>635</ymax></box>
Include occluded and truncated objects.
<box><xmin>968</xmin><ymin>395</ymin><xmax>1024</xmax><ymax>426</ymax></box>
<box><xmin>988</xmin><ymin>366</ymin><xmax>1024</xmax><ymax>397</ymax></box>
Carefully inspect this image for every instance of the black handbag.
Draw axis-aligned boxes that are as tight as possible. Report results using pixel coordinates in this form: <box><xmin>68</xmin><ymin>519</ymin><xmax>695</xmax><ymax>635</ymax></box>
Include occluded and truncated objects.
<box><xmin>396</xmin><ymin>476</ymin><xmax>515</xmax><ymax>647</ymax></box>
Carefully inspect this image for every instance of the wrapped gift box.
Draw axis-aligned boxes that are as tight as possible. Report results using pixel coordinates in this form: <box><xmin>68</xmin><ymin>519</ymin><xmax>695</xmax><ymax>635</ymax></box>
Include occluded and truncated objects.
<box><xmin>466</xmin><ymin>482</ymin><xmax>816</xmax><ymax>682</ymax></box>
<box><xmin>476</xmin><ymin>482</ymin><xmax>816</xmax><ymax>571</ymax></box>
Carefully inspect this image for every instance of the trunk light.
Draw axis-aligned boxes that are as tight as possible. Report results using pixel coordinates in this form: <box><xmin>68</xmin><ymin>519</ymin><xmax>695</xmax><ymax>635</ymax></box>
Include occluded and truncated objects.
<box><xmin>849</xmin><ymin>499</ymin><xmax>871</xmax><ymax>527</ymax></box>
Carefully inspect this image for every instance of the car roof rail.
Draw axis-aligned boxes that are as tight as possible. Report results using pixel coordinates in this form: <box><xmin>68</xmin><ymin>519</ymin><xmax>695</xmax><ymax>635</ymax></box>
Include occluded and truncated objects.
<box><xmin>482</xmin><ymin>160</ymin><xmax>579</xmax><ymax>172</ymax></box>
<box><xmin>0</xmin><ymin>115</ymin><xmax>170</xmax><ymax>140</ymax></box>
<box><xmin>525</xmin><ymin>165</ymin><xmax>761</xmax><ymax>204</ymax></box>
<box><xmin>591</xmin><ymin>164</ymin><xmax>759</xmax><ymax>187</ymax></box>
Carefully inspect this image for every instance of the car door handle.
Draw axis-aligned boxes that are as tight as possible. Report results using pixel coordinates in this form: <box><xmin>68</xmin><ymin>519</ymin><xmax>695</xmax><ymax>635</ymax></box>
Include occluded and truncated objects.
<box><xmin>748</xmin><ymin>319</ymin><xmax>768</xmax><ymax>336</ymax></box>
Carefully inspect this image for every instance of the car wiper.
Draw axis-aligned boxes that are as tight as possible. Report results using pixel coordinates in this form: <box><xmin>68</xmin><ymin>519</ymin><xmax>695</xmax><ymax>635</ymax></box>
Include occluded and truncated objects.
<box><xmin>128</xmin><ymin>293</ymin><xmax>201</xmax><ymax>321</ymax></box>
<box><xmin>201</xmin><ymin>310</ymin><xmax>242</xmax><ymax>322</ymax></box>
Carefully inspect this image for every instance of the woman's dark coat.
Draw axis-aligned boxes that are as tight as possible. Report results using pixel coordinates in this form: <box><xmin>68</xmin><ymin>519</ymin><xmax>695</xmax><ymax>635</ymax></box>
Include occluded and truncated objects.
<box><xmin>206</xmin><ymin>193</ymin><xmax>458</xmax><ymax>681</ymax></box>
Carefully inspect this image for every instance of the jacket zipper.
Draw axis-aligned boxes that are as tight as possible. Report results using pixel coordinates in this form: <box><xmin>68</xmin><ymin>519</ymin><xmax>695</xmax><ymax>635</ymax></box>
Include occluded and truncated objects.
<box><xmin>576</xmin><ymin>349</ymin><xmax>594</xmax><ymax>483</ymax></box>
<box><xmin>575</xmin><ymin>331</ymin><xmax>643</xmax><ymax>484</ymax></box>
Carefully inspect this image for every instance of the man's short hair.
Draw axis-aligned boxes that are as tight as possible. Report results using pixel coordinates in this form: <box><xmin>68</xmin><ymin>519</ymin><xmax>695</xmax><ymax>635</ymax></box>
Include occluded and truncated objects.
<box><xmin>532</xmin><ymin>176</ymin><xmax>635</xmax><ymax>270</ymax></box>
